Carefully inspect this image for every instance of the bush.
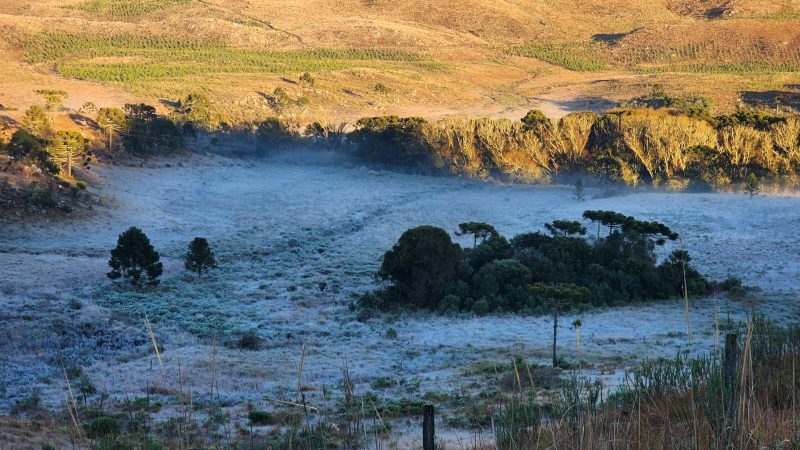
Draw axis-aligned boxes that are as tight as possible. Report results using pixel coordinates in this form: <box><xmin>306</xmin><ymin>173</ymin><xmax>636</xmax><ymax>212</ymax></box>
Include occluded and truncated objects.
<box><xmin>28</xmin><ymin>183</ymin><xmax>58</xmax><ymax>209</ymax></box>
<box><xmin>237</xmin><ymin>330</ymin><xmax>262</xmax><ymax>350</ymax></box>
<box><xmin>350</xmin><ymin>116</ymin><xmax>433</xmax><ymax>169</ymax></box>
<box><xmin>87</xmin><ymin>416</ymin><xmax>120</xmax><ymax>438</ymax></box>
<box><xmin>248</xmin><ymin>410</ymin><xmax>274</xmax><ymax>425</ymax></box>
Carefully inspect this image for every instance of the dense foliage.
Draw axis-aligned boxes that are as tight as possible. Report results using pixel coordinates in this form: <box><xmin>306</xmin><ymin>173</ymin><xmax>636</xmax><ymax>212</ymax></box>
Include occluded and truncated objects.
<box><xmin>348</xmin><ymin>109</ymin><xmax>800</xmax><ymax>187</ymax></box>
<box><xmin>184</xmin><ymin>237</ymin><xmax>217</xmax><ymax>277</ymax></box>
<box><xmin>362</xmin><ymin>212</ymin><xmax>733</xmax><ymax>315</ymax></box>
<box><xmin>120</xmin><ymin>103</ymin><xmax>185</xmax><ymax>155</ymax></box>
<box><xmin>107</xmin><ymin>226</ymin><xmax>163</xmax><ymax>286</ymax></box>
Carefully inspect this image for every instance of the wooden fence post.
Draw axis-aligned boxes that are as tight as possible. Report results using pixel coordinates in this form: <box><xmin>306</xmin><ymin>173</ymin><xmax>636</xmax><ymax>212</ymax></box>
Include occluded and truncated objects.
<box><xmin>423</xmin><ymin>404</ymin><xmax>434</xmax><ymax>450</ymax></box>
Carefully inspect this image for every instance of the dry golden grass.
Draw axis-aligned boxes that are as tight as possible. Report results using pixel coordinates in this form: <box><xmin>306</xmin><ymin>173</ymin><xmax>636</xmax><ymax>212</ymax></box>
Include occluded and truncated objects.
<box><xmin>0</xmin><ymin>0</ymin><xmax>798</xmax><ymax>124</ymax></box>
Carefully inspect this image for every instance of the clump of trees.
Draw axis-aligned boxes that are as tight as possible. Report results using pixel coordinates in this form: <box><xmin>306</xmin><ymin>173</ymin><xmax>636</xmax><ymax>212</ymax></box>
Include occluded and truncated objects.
<box><xmin>120</xmin><ymin>103</ymin><xmax>184</xmax><ymax>155</ymax></box>
<box><xmin>361</xmin><ymin>211</ymin><xmax>738</xmax><ymax>316</ymax></box>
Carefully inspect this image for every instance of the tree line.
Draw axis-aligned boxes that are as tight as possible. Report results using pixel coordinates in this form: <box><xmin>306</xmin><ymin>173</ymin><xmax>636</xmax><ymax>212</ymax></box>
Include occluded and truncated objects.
<box><xmin>4</xmin><ymin>89</ymin><xmax>798</xmax><ymax>191</ymax></box>
<box><xmin>345</xmin><ymin>109</ymin><xmax>800</xmax><ymax>188</ymax></box>
<box><xmin>360</xmin><ymin>211</ymin><xmax>741</xmax><ymax>317</ymax></box>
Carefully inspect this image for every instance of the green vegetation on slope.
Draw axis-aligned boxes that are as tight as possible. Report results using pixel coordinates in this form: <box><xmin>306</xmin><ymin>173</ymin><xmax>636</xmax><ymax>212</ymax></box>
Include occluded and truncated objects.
<box><xmin>63</xmin><ymin>0</ymin><xmax>193</xmax><ymax>19</ymax></box>
<box><xmin>23</xmin><ymin>33</ymin><xmax>429</xmax><ymax>83</ymax></box>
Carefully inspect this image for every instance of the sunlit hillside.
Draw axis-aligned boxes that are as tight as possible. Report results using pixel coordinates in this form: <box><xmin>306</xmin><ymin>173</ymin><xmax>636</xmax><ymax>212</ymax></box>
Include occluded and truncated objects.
<box><xmin>0</xmin><ymin>0</ymin><xmax>799</xmax><ymax>123</ymax></box>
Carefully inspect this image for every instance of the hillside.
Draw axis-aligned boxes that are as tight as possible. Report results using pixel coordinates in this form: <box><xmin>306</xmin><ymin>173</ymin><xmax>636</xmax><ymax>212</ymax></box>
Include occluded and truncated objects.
<box><xmin>0</xmin><ymin>0</ymin><xmax>799</xmax><ymax>125</ymax></box>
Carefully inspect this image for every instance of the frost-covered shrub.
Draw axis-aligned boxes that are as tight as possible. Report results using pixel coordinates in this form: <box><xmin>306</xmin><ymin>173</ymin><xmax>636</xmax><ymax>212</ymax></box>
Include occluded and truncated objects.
<box><xmin>237</xmin><ymin>330</ymin><xmax>262</xmax><ymax>350</ymax></box>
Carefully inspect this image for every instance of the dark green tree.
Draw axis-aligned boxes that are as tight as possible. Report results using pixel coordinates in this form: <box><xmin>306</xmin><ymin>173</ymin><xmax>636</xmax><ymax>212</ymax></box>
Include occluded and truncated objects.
<box><xmin>107</xmin><ymin>227</ymin><xmax>163</xmax><ymax>286</ymax></box>
<box><xmin>544</xmin><ymin>220</ymin><xmax>587</xmax><ymax>237</ymax></box>
<box><xmin>573</xmin><ymin>178</ymin><xmax>585</xmax><ymax>201</ymax></box>
<box><xmin>744</xmin><ymin>173</ymin><xmax>760</xmax><ymax>198</ymax></box>
<box><xmin>184</xmin><ymin>237</ymin><xmax>217</xmax><ymax>277</ymax></box>
<box><xmin>378</xmin><ymin>225</ymin><xmax>468</xmax><ymax>308</ymax></box>
<box><xmin>455</xmin><ymin>222</ymin><xmax>499</xmax><ymax>247</ymax></box>
<box><xmin>8</xmin><ymin>130</ymin><xmax>58</xmax><ymax>173</ymax></box>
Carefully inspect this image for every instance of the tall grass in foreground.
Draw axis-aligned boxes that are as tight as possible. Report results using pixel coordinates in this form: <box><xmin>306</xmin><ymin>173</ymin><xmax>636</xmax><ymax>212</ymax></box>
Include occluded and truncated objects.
<box><xmin>491</xmin><ymin>315</ymin><xmax>800</xmax><ymax>450</ymax></box>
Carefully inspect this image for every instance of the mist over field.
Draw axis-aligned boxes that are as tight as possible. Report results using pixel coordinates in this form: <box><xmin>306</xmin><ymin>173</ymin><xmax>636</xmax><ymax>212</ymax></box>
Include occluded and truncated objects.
<box><xmin>2</xmin><ymin>0</ymin><xmax>800</xmax><ymax>448</ymax></box>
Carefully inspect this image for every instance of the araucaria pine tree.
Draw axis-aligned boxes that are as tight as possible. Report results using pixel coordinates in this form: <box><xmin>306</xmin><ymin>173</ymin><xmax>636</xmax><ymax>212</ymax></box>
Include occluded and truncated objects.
<box><xmin>745</xmin><ymin>173</ymin><xmax>760</xmax><ymax>198</ymax></box>
<box><xmin>184</xmin><ymin>237</ymin><xmax>217</xmax><ymax>277</ymax></box>
<box><xmin>107</xmin><ymin>227</ymin><xmax>163</xmax><ymax>286</ymax></box>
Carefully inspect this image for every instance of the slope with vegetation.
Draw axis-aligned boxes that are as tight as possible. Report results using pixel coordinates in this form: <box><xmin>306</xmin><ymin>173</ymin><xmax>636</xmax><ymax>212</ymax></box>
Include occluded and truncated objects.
<box><xmin>0</xmin><ymin>0</ymin><xmax>800</xmax><ymax>124</ymax></box>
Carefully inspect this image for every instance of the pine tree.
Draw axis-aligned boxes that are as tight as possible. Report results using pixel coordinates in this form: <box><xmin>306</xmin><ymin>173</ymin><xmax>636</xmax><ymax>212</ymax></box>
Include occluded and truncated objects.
<box><xmin>184</xmin><ymin>237</ymin><xmax>217</xmax><ymax>277</ymax></box>
<box><xmin>96</xmin><ymin>108</ymin><xmax>127</xmax><ymax>151</ymax></box>
<box><xmin>48</xmin><ymin>131</ymin><xmax>89</xmax><ymax>177</ymax></box>
<box><xmin>108</xmin><ymin>227</ymin><xmax>163</xmax><ymax>286</ymax></box>
<box><xmin>744</xmin><ymin>173</ymin><xmax>760</xmax><ymax>198</ymax></box>
<box><xmin>22</xmin><ymin>105</ymin><xmax>51</xmax><ymax>138</ymax></box>
<box><xmin>573</xmin><ymin>178</ymin><xmax>585</xmax><ymax>201</ymax></box>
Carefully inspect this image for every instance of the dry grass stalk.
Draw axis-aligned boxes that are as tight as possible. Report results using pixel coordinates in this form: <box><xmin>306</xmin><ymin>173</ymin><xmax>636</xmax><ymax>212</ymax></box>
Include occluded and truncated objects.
<box><xmin>144</xmin><ymin>313</ymin><xmax>164</xmax><ymax>378</ymax></box>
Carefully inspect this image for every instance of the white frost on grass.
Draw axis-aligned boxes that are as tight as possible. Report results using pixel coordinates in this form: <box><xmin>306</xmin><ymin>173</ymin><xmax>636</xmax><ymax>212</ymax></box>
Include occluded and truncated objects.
<box><xmin>0</xmin><ymin>153</ymin><xmax>798</xmax><ymax>430</ymax></box>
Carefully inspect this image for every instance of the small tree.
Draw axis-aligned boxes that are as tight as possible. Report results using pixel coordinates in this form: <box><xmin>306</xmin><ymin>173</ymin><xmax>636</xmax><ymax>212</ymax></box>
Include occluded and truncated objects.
<box><xmin>49</xmin><ymin>130</ymin><xmax>89</xmax><ymax>178</ymax></box>
<box><xmin>184</xmin><ymin>237</ymin><xmax>217</xmax><ymax>277</ymax></box>
<box><xmin>530</xmin><ymin>283</ymin><xmax>589</xmax><ymax>367</ymax></box>
<box><xmin>108</xmin><ymin>227</ymin><xmax>163</xmax><ymax>286</ymax></box>
<box><xmin>22</xmin><ymin>105</ymin><xmax>51</xmax><ymax>138</ymax></box>
<box><xmin>744</xmin><ymin>173</ymin><xmax>760</xmax><ymax>198</ymax></box>
<box><xmin>35</xmin><ymin>89</ymin><xmax>68</xmax><ymax>114</ymax></box>
<box><xmin>455</xmin><ymin>222</ymin><xmax>499</xmax><ymax>247</ymax></box>
<box><xmin>96</xmin><ymin>108</ymin><xmax>127</xmax><ymax>151</ymax></box>
<box><xmin>176</xmin><ymin>93</ymin><xmax>217</xmax><ymax>130</ymax></box>
<box><xmin>573</xmin><ymin>178</ymin><xmax>585</xmax><ymax>201</ymax></box>
<box><xmin>521</xmin><ymin>109</ymin><xmax>551</xmax><ymax>132</ymax></box>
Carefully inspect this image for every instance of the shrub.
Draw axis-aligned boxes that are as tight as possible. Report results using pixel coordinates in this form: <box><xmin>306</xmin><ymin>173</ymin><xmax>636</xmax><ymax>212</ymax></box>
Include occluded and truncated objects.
<box><xmin>374</xmin><ymin>83</ymin><xmax>389</xmax><ymax>94</ymax></box>
<box><xmin>237</xmin><ymin>330</ymin><xmax>262</xmax><ymax>350</ymax></box>
<box><xmin>248</xmin><ymin>410</ymin><xmax>274</xmax><ymax>425</ymax></box>
<box><xmin>87</xmin><ymin>416</ymin><xmax>120</xmax><ymax>438</ymax></box>
<box><xmin>28</xmin><ymin>183</ymin><xmax>58</xmax><ymax>209</ymax></box>
<box><xmin>299</xmin><ymin>72</ymin><xmax>315</xmax><ymax>86</ymax></box>
<box><xmin>350</xmin><ymin>116</ymin><xmax>432</xmax><ymax>169</ymax></box>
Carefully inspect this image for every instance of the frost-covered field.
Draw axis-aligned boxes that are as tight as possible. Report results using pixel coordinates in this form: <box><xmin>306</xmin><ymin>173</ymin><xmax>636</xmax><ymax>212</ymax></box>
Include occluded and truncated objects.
<box><xmin>1</xmin><ymin>152</ymin><xmax>799</xmax><ymax>439</ymax></box>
